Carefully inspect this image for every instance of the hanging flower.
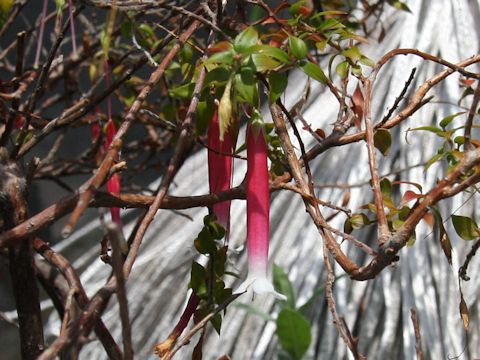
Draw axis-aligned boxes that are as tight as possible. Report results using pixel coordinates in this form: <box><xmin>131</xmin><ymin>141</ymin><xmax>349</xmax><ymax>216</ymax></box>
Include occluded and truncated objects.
<box><xmin>239</xmin><ymin>124</ymin><xmax>285</xmax><ymax>300</ymax></box>
<box><xmin>104</xmin><ymin>119</ymin><xmax>122</xmax><ymax>226</ymax></box>
<box><xmin>208</xmin><ymin>110</ymin><xmax>234</xmax><ymax>235</ymax></box>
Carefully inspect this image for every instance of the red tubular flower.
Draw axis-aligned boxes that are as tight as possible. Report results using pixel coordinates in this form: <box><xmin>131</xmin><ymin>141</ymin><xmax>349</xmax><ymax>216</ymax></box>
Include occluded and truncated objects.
<box><xmin>104</xmin><ymin>119</ymin><xmax>122</xmax><ymax>226</ymax></box>
<box><xmin>207</xmin><ymin>110</ymin><xmax>234</xmax><ymax>234</ymax></box>
<box><xmin>241</xmin><ymin>124</ymin><xmax>285</xmax><ymax>299</ymax></box>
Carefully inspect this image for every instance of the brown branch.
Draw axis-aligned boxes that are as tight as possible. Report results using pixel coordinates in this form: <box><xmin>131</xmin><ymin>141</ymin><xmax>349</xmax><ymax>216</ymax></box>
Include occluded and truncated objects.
<box><xmin>307</xmin><ymin>55</ymin><xmax>480</xmax><ymax>161</ymax></box>
<box><xmin>458</xmin><ymin>238</ymin><xmax>480</xmax><ymax>282</ymax></box>
<box><xmin>323</xmin><ymin>243</ymin><xmax>365</xmax><ymax>359</ymax></box>
<box><xmin>33</xmin><ymin>237</ymin><xmax>123</xmax><ymax>359</ymax></box>
<box><xmin>11</xmin><ymin>5</ymin><xmax>85</xmax><ymax>159</ymax></box>
<box><xmin>270</xmin><ymin>103</ymin><xmax>364</xmax><ymax>357</ymax></box>
<box><xmin>1</xmin><ymin>150</ymin><xmax>45</xmax><ymax>359</ymax></box>
<box><xmin>410</xmin><ymin>308</ymin><xmax>424</xmax><ymax>360</ymax></box>
<box><xmin>363</xmin><ymin>78</ymin><xmax>390</xmax><ymax>244</ymax></box>
<box><xmin>0</xmin><ymin>32</ymin><xmax>26</xmax><ymax>147</ymax></box>
<box><xmin>62</xmin><ymin>19</ymin><xmax>201</xmax><ymax>237</ymax></box>
<box><xmin>464</xmin><ymin>82</ymin><xmax>480</xmax><ymax>150</ymax></box>
<box><xmin>380</xmin><ymin>67</ymin><xmax>416</xmax><ymax>125</ymax></box>
<box><xmin>107</xmin><ymin>223</ymin><xmax>134</xmax><ymax>360</ymax></box>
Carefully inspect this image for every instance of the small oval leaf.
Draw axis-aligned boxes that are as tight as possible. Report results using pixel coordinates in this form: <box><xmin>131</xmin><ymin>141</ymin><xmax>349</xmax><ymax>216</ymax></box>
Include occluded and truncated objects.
<box><xmin>288</xmin><ymin>36</ymin><xmax>308</xmax><ymax>59</ymax></box>
<box><xmin>276</xmin><ymin>308</ymin><xmax>312</xmax><ymax>360</ymax></box>
<box><xmin>300</xmin><ymin>61</ymin><xmax>327</xmax><ymax>84</ymax></box>
<box><xmin>452</xmin><ymin>215</ymin><xmax>479</xmax><ymax>240</ymax></box>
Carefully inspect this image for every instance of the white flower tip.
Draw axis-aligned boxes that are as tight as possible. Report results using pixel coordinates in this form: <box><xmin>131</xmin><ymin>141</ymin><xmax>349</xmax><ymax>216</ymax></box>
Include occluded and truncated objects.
<box><xmin>236</xmin><ymin>276</ymin><xmax>287</xmax><ymax>301</ymax></box>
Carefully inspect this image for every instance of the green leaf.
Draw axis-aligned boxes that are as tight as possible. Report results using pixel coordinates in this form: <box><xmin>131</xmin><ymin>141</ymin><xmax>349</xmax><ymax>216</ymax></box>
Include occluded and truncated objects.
<box><xmin>335</xmin><ymin>60</ymin><xmax>349</xmax><ymax>78</ymax></box>
<box><xmin>204</xmin><ymin>50</ymin><xmax>234</xmax><ymax>66</ymax></box>
<box><xmin>168</xmin><ymin>82</ymin><xmax>195</xmax><ymax>98</ymax></box>
<box><xmin>234</xmin><ymin>26</ymin><xmax>259</xmax><ymax>53</ymax></box>
<box><xmin>316</xmin><ymin>18</ymin><xmax>345</xmax><ymax>31</ymax></box>
<box><xmin>204</xmin><ymin>215</ymin><xmax>226</xmax><ymax>239</ymax></box>
<box><xmin>276</xmin><ymin>308</ymin><xmax>312</xmax><ymax>360</ymax></box>
<box><xmin>273</xmin><ymin>264</ymin><xmax>296</xmax><ymax>308</ymax></box>
<box><xmin>424</xmin><ymin>152</ymin><xmax>444</xmax><ymax>172</ymax></box>
<box><xmin>452</xmin><ymin>215</ymin><xmax>480</xmax><ymax>240</ymax></box>
<box><xmin>211</xmin><ymin>313</ymin><xmax>222</xmax><ymax>335</ymax></box>
<box><xmin>249</xmin><ymin>54</ymin><xmax>281</xmax><ymax>72</ymax></box>
<box><xmin>374</xmin><ymin>129</ymin><xmax>392</xmax><ymax>156</ymax></box>
<box><xmin>342</xmin><ymin>46</ymin><xmax>362</xmax><ymax>62</ymax></box>
<box><xmin>407</xmin><ymin>125</ymin><xmax>442</xmax><ymax>134</ymax></box>
<box><xmin>359</xmin><ymin>55</ymin><xmax>375</xmax><ymax>67</ymax></box>
<box><xmin>380</xmin><ymin>177</ymin><xmax>392</xmax><ymax>198</ymax></box>
<box><xmin>196</xmin><ymin>100</ymin><xmax>214</xmax><ymax>135</ymax></box>
<box><xmin>194</xmin><ymin>229</ymin><xmax>217</xmax><ymax>255</ymax></box>
<box><xmin>242</xmin><ymin>45</ymin><xmax>290</xmax><ymax>63</ymax></box>
<box><xmin>300</xmin><ymin>61</ymin><xmax>327</xmax><ymax>84</ymax></box>
<box><xmin>349</xmin><ymin>213</ymin><xmax>371</xmax><ymax>229</ymax></box>
<box><xmin>204</xmin><ymin>66</ymin><xmax>230</xmax><ymax>86</ymax></box>
<box><xmin>235</xmin><ymin>65</ymin><xmax>258</xmax><ymax>106</ymax></box>
<box><xmin>288</xmin><ymin>36</ymin><xmax>308</xmax><ymax>59</ymax></box>
<box><xmin>268</xmin><ymin>72</ymin><xmax>288</xmax><ymax>104</ymax></box>
<box><xmin>388</xmin><ymin>0</ymin><xmax>412</xmax><ymax>12</ymax></box>
<box><xmin>138</xmin><ymin>23</ymin><xmax>154</xmax><ymax>38</ymax></box>
<box><xmin>189</xmin><ymin>261</ymin><xmax>207</xmax><ymax>296</ymax></box>
<box><xmin>439</xmin><ymin>112</ymin><xmax>465</xmax><ymax>129</ymax></box>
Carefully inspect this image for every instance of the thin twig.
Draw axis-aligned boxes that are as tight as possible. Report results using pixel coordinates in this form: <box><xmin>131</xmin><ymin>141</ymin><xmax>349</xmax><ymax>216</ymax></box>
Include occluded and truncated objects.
<box><xmin>62</xmin><ymin>20</ymin><xmax>201</xmax><ymax>237</ymax></box>
<box><xmin>380</xmin><ymin>67</ymin><xmax>416</xmax><ymax>125</ymax></box>
<box><xmin>463</xmin><ymin>82</ymin><xmax>480</xmax><ymax>150</ymax></box>
<box><xmin>107</xmin><ymin>223</ymin><xmax>133</xmax><ymax>360</ymax></box>
<box><xmin>458</xmin><ymin>238</ymin><xmax>480</xmax><ymax>281</ymax></box>
<box><xmin>410</xmin><ymin>308</ymin><xmax>424</xmax><ymax>360</ymax></box>
<box><xmin>363</xmin><ymin>78</ymin><xmax>390</xmax><ymax>244</ymax></box>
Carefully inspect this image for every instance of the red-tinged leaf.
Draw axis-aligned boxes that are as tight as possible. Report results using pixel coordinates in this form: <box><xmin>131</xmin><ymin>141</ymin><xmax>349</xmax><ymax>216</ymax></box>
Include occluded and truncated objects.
<box><xmin>459</xmin><ymin>290</ymin><xmax>469</xmax><ymax>330</ymax></box>
<box><xmin>400</xmin><ymin>190</ymin><xmax>423</xmax><ymax>206</ymax></box>
<box><xmin>352</xmin><ymin>84</ymin><xmax>364</xmax><ymax>129</ymax></box>
<box><xmin>297</xmin><ymin>5</ymin><xmax>313</xmax><ymax>16</ymax></box>
<box><xmin>260</xmin><ymin>16</ymin><xmax>277</xmax><ymax>25</ymax></box>
<box><xmin>431</xmin><ymin>207</ymin><xmax>452</xmax><ymax>265</ymax></box>
<box><xmin>315</xmin><ymin>128</ymin><xmax>326</xmax><ymax>139</ymax></box>
<box><xmin>460</xmin><ymin>78</ymin><xmax>475</xmax><ymax>87</ymax></box>
<box><xmin>422</xmin><ymin>212</ymin><xmax>434</xmax><ymax>228</ymax></box>
<box><xmin>208</xmin><ymin>41</ymin><xmax>233</xmax><ymax>53</ymax></box>
<box><xmin>341</xmin><ymin>191</ymin><xmax>351</xmax><ymax>207</ymax></box>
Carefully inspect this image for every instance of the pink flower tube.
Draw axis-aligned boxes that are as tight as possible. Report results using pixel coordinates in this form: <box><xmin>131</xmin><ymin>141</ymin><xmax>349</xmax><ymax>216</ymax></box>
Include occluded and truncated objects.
<box><xmin>104</xmin><ymin>119</ymin><xmax>122</xmax><ymax>227</ymax></box>
<box><xmin>208</xmin><ymin>110</ymin><xmax>234</xmax><ymax>234</ymax></box>
<box><xmin>242</xmin><ymin>124</ymin><xmax>285</xmax><ymax>299</ymax></box>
